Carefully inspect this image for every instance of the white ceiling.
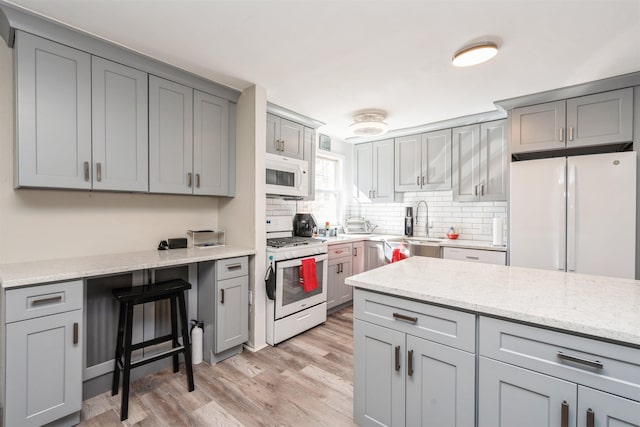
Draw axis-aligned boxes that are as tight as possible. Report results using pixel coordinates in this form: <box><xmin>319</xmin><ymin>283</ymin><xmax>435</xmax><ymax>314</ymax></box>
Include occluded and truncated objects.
<box><xmin>5</xmin><ymin>0</ymin><xmax>640</xmax><ymax>141</ymax></box>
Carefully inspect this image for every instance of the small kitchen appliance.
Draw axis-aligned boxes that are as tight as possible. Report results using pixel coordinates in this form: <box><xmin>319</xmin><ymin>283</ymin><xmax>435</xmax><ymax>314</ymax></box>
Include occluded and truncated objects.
<box><xmin>404</xmin><ymin>207</ymin><xmax>414</xmax><ymax>237</ymax></box>
<box><xmin>293</xmin><ymin>213</ymin><xmax>318</xmax><ymax>237</ymax></box>
<box><xmin>265</xmin><ymin>153</ymin><xmax>309</xmax><ymax>198</ymax></box>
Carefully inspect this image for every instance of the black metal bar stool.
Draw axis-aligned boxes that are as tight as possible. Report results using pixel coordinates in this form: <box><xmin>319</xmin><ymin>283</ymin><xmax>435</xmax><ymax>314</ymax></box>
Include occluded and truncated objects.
<box><xmin>111</xmin><ymin>279</ymin><xmax>195</xmax><ymax>421</ymax></box>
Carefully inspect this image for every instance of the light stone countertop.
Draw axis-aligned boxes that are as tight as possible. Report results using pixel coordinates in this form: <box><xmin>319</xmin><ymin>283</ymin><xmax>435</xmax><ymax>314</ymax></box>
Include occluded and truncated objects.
<box><xmin>345</xmin><ymin>256</ymin><xmax>640</xmax><ymax>346</ymax></box>
<box><xmin>323</xmin><ymin>234</ymin><xmax>507</xmax><ymax>252</ymax></box>
<box><xmin>0</xmin><ymin>246</ymin><xmax>255</xmax><ymax>288</ymax></box>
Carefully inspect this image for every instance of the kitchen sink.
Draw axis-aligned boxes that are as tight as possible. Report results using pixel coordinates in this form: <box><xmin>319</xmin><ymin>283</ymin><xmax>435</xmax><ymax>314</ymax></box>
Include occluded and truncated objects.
<box><xmin>384</xmin><ymin>237</ymin><xmax>443</xmax><ymax>259</ymax></box>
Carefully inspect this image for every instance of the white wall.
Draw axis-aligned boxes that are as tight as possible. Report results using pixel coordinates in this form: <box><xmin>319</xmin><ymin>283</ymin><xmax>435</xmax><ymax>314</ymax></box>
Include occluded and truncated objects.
<box><xmin>0</xmin><ymin>41</ymin><xmax>221</xmax><ymax>264</ymax></box>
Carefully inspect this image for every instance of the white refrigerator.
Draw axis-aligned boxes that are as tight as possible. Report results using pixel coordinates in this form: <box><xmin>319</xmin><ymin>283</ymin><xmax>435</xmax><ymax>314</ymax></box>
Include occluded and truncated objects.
<box><xmin>509</xmin><ymin>151</ymin><xmax>636</xmax><ymax>279</ymax></box>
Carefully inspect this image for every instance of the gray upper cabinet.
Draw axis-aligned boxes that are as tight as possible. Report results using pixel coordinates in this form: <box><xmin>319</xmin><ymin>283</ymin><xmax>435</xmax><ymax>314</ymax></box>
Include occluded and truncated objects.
<box><xmin>395</xmin><ymin>129</ymin><xmax>451</xmax><ymax>192</ymax></box>
<box><xmin>15</xmin><ymin>31</ymin><xmax>92</xmax><ymax>189</ymax></box>
<box><xmin>511</xmin><ymin>88</ymin><xmax>633</xmax><ymax>153</ymax></box>
<box><xmin>355</xmin><ymin>139</ymin><xmax>394</xmax><ymax>202</ymax></box>
<box><xmin>453</xmin><ymin>120</ymin><xmax>506</xmax><ymax>202</ymax></box>
<box><xmin>266</xmin><ymin>113</ymin><xmax>304</xmax><ymax>159</ymax></box>
<box><xmin>149</xmin><ymin>76</ymin><xmax>194</xmax><ymax>194</ymax></box>
<box><xmin>193</xmin><ymin>90</ymin><xmax>229</xmax><ymax>196</ymax></box>
<box><xmin>303</xmin><ymin>127</ymin><xmax>316</xmax><ymax>201</ymax></box>
<box><xmin>92</xmin><ymin>57</ymin><xmax>148</xmax><ymax>192</ymax></box>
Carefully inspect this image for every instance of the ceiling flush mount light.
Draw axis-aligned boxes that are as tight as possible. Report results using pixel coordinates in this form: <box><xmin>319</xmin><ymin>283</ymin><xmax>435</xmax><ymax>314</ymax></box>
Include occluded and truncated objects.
<box><xmin>350</xmin><ymin>110</ymin><xmax>389</xmax><ymax>136</ymax></box>
<box><xmin>452</xmin><ymin>42</ymin><xmax>498</xmax><ymax>67</ymax></box>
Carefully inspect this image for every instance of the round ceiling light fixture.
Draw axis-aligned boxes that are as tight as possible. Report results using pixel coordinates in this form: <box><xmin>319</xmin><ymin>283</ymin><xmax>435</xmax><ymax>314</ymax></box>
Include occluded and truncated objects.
<box><xmin>350</xmin><ymin>110</ymin><xmax>389</xmax><ymax>136</ymax></box>
<box><xmin>452</xmin><ymin>42</ymin><xmax>498</xmax><ymax>67</ymax></box>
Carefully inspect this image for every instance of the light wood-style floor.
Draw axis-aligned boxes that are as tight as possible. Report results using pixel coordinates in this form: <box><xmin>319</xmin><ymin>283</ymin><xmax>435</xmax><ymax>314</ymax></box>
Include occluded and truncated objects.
<box><xmin>79</xmin><ymin>306</ymin><xmax>356</xmax><ymax>427</ymax></box>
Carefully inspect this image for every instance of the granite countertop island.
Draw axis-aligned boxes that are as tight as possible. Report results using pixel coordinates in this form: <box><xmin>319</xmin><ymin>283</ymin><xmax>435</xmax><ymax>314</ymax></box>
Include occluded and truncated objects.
<box><xmin>0</xmin><ymin>245</ymin><xmax>255</xmax><ymax>288</ymax></box>
<box><xmin>345</xmin><ymin>256</ymin><xmax>640</xmax><ymax>347</ymax></box>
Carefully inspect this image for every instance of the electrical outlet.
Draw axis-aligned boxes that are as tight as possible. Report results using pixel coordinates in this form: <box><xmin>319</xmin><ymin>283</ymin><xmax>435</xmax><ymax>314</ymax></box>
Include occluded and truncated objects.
<box><xmin>481</xmin><ymin>224</ymin><xmax>492</xmax><ymax>234</ymax></box>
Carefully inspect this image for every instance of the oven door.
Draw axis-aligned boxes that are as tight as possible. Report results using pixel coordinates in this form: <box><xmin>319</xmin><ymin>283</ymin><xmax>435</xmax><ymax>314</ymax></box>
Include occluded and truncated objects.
<box><xmin>274</xmin><ymin>253</ymin><xmax>328</xmax><ymax>319</ymax></box>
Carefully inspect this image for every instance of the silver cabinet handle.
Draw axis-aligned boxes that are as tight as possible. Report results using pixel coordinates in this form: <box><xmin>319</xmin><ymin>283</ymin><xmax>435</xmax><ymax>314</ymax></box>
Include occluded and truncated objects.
<box><xmin>274</xmin><ymin>140</ymin><xmax>280</xmax><ymax>151</ymax></box>
<box><xmin>568</xmin><ymin>126</ymin><xmax>574</xmax><ymax>141</ymax></box>
<box><xmin>196</xmin><ymin>173</ymin><xmax>201</xmax><ymax>188</ymax></box>
<box><xmin>557</xmin><ymin>351</ymin><xmax>603</xmax><ymax>369</ymax></box>
<box><xmin>422</xmin><ymin>176</ymin><xmax>425</xmax><ymax>186</ymax></box>
<box><xmin>416</xmin><ymin>176</ymin><xmax>420</xmax><ymax>185</ymax></box>
<box><xmin>372</xmin><ymin>190</ymin><xmax>376</xmax><ymax>198</ymax></box>
<box><xmin>393</xmin><ymin>312</ymin><xmax>418</xmax><ymax>323</ymax></box>
<box><xmin>226</xmin><ymin>263</ymin><xmax>242</xmax><ymax>270</ymax></box>
<box><xmin>280</xmin><ymin>140</ymin><xmax>285</xmax><ymax>152</ymax></box>
<box><xmin>220</xmin><ymin>289</ymin><xmax>225</xmax><ymax>304</ymax></box>
<box><xmin>474</xmin><ymin>185</ymin><xmax>478</xmax><ymax>196</ymax></box>
<box><xmin>407</xmin><ymin>349</ymin><xmax>414</xmax><ymax>377</ymax></box>
<box><xmin>368</xmin><ymin>190</ymin><xmax>372</xmax><ymax>199</ymax></box>
<box><xmin>395</xmin><ymin>345</ymin><xmax>400</xmax><ymax>372</ymax></box>
<box><xmin>31</xmin><ymin>295</ymin><xmax>63</xmax><ymax>306</ymax></box>
<box><xmin>465</xmin><ymin>256</ymin><xmax>480</xmax><ymax>260</ymax></box>
<box><xmin>561</xmin><ymin>401</ymin><xmax>569</xmax><ymax>427</ymax></box>
<box><xmin>84</xmin><ymin>161</ymin><xmax>90</xmax><ymax>181</ymax></box>
<box><xmin>73</xmin><ymin>322</ymin><xmax>79</xmax><ymax>345</ymax></box>
<box><xmin>586</xmin><ymin>408</ymin><xmax>594</xmax><ymax>427</ymax></box>
<box><xmin>96</xmin><ymin>162</ymin><xmax>102</xmax><ymax>182</ymax></box>
<box><xmin>560</xmin><ymin>127</ymin><xmax>565</xmax><ymax>142</ymax></box>
<box><xmin>188</xmin><ymin>172</ymin><xmax>192</xmax><ymax>187</ymax></box>
<box><xmin>354</xmin><ymin>247</ymin><xmax>358</xmax><ymax>256</ymax></box>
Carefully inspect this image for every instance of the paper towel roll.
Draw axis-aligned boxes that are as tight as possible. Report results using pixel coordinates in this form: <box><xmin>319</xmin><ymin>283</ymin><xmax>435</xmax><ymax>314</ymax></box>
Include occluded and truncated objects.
<box><xmin>492</xmin><ymin>217</ymin><xmax>504</xmax><ymax>246</ymax></box>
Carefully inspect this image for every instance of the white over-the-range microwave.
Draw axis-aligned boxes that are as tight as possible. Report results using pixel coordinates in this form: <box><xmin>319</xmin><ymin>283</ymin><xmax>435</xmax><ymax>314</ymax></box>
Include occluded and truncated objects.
<box><xmin>265</xmin><ymin>153</ymin><xmax>309</xmax><ymax>198</ymax></box>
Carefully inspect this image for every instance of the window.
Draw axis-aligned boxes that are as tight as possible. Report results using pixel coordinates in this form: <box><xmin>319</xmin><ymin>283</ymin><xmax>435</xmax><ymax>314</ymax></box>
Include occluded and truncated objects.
<box><xmin>312</xmin><ymin>154</ymin><xmax>342</xmax><ymax>226</ymax></box>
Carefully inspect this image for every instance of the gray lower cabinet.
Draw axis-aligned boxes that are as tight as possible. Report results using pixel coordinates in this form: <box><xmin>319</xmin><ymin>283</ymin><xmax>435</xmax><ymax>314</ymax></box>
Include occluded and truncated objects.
<box><xmin>266</xmin><ymin>113</ymin><xmax>304</xmax><ymax>159</ymax></box>
<box><xmin>578</xmin><ymin>386</ymin><xmax>640</xmax><ymax>427</ymax></box>
<box><xmin>364</xmin><ymin>241</ymin><xmax>386</xmax><ymax>270</ymax></box>
<box><xmin>198</xmin><ymin>256</ymin><xmax>248</xmax><ymax>362</ymax></box>
<box><xmin>15</xmin><ymin>30</ymin><xmax>92</xmax><ymax>189</ymax></box>
<box><xmin>354</xmin><ymin>139</ymin><xmax>395</xmax><ymax>202</ymax></box>
<box><xmin>352</xmin><ymin>241</ymin><xmax>365</xmax><ymax>275</ymax></box>
<box><xmin>4</xmin><ymin>280</ymin><xmax>83</xmax><ymax>427</ymax></box>
<box><xmin>327</xmin><ymin>256</ymin><xmax>352</xmax><ymax>310</ymax></box>
<box><xmin>511</xmin><ymin>88</ymin><xmax>633</xmax><ymax>154</ymax></box>
<box><xmin>395</xmin><ymin>129</ymin><xmax>451</xmax><ymax>192</ymax></box>
<box><xmin>354</xmin><ymin>289</ymin><xmax>476</xmax><ymax>427</ymax></box>
<box><xmin>92</xmin><ymin>56</ymin><xmax>149</xmax><ymax>192</ymax></box>
<box><xmin>452</xmin><ymin>120</ymin><xmax>507</xmax><ymax>202</ymax></box>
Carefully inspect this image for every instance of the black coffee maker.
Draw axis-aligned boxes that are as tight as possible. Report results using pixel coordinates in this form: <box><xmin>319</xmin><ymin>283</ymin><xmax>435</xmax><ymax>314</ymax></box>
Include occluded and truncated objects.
<box><xmin>404</xmin><ymin>207</ymin><xmax>414</xmax><ymax>237</ymax></box>
<box><xmin>293</xmin><ymin>213</ymin><xmax>318</xmax><ymax>237</ymax></box>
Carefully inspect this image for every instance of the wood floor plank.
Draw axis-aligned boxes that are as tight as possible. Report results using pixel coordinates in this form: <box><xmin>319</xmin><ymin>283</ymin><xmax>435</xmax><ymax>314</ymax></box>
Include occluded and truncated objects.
<box><xmin>79</xmin><ymin>305</ymin><xmax>355</xmax><ymax>426</ymax></box>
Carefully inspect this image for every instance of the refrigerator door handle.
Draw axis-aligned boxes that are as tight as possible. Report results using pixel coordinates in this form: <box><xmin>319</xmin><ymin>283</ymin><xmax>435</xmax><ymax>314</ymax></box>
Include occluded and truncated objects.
<box><xmin>558</xmin><ymin>165</ymin><xmax>567</xmax><ymax>271</ymax></box>
<box><xmin>567</xmin><ymin>164</ymin><xmax>577</xmax><ymax>272</ymax></box>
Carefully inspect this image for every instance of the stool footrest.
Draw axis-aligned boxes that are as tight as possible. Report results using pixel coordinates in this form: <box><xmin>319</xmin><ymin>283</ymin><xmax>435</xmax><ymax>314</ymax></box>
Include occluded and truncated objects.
<box><xmin>130</xmin><ymin>333</ymin><xmax>179</xmax><ymax>351</ymax></box>
<box><xmin>129</xmin><ymin>346</ymin><xmax>186</xmax><ymax>369</ymax></box>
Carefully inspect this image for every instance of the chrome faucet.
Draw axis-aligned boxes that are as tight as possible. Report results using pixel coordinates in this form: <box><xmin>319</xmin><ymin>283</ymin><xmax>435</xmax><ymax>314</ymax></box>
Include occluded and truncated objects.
<box><xmin>415</xmin><ymin>200</ymin><xmax>429</xmax><ymax>237</ymax></box>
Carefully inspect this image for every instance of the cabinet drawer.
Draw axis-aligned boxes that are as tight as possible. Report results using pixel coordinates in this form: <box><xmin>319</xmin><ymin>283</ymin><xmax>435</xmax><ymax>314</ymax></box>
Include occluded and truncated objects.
<box><xmin>442</xmin><ymin>247</ymin><xmax>506</xmax><ymax>265</ymax></box>
<box><xmin>480</xmin><ymin>316</ymin><xmax>640</xmax><ymax>402</ymax></box>
<box><xmin>354</xmin><ymin>289</ymin><xmax>476</xmax><ymax>352</ymax></box>
<box><xmin>216</xmin><ymin>256</ymin><xmax>248</xmax><ymax>280</ymax></box>
<box><xmin>328</xmin><ymin>243</ymin><xmax>352</xmax><ymax>258</ymax></box>
<box><xmin>6</xmin><ymin>280</ymin><xmax>83</xmax><ymax>323</ymax></box>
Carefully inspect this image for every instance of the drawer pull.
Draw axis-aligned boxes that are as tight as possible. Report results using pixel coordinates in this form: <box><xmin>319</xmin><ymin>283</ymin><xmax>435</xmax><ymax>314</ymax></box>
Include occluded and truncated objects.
<box><xmin>226</xmin><ymin>264</ymin><xmax>242</xmax><ymax>270</ymax></box>
<box><xmin>394</xmin><ymin>345</ymin><xmax>400</xmax><ymax>372</ymax></box>
<box><xmin>586</xmin><ymin>408</ymin><xmax>594</xmax><ymax>427</ymax></box>
<box><xmin>393</xmin><ymin>312</ymin><xmax>418</xmax><ymax>323</ymax></box>
<box><xmin>31</xmin><ymin>295</ymin><xmax>63</xmax><ymax>306</ymax></box>
<box><xmin>407</xmin><ymin>349</ymin><xmax>414</xmax><ymax>377</ymax></box>
<box><xmin>221</xmin><ymin>289</ymin><xmax>225</xmax><ymax>304</ymax></box>
<box><xmin>561</xmin><ymin>401</ymin><xmax>569</xmax><ymax>427</ymax></box>
<box><xmin>465</xmin><ymin>256</ymin><xmax>480</xmax><ymax>260</ymax></box>
<box><xmin>557</xmin><ymin>351</ymin><xmax>603</xmax><ymax>369</ymax></box>
<box><xmin>73</xmin><ymin>322</ymin><xmax>79</xmax><ymax>345</ymax></box>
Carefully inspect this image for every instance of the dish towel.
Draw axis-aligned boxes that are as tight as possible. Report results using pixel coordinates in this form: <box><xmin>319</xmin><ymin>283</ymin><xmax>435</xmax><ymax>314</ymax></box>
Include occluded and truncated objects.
<box><xmin>391</xmin><ymin>248</ymin><xmax>407</xmax><ymax>263</ymax></box>
<box><xmin>299</xmin><ymin>258</ymin><xmax>318</xmax><ymax>292</ymax></box>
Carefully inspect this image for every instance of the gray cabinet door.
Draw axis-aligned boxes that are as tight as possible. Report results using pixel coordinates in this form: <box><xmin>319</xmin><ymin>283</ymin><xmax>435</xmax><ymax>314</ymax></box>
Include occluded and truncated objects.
<box><xmin>5</xmin><ymin>310</ymin><xmax>82</xmax><ymax>427</ymax></box>
<box><xmin>354</xmin><ymin>320</ymin><xmax>406</xmax><ymax>427</ymax></box>
<box><xmin>149</xmin><ymin>75</ymin><xmax>193</xmax><ymax>194</ymax></box>
<box><xmin>479</xmin><ymin>120</ymin><xmax>507</xmax><ymax>201</ymax></box>
<box><xmin>422</xmin><ymin>128</ymin><xmax>452</xmax><ymax>190</ymax></box>
<box><xmin>279</xmin><ymin>118</ymin><xmax>305</xmax><ymax>159</ymax></box>
<box><xmin>372</xmin><ymin>139</ymin><xmax>395</xmax><ymax>202</ymax></box>
<box><xmin>326</xmin><ymin>259</ymin><xmax>340</xmax><ymax>310</ymax></box>
<box><xmin>511</xmin><ymin>100</ymin><xmax>566</xmax><ymax>153</ymax></box>
<box><xmin>478</xmin><ymin>357</ymin><xmax>577</xmax><ymax>427</ymax></box>
<box><xmin>578</xmin><ymin>386</ymin><xmax>640</xmax><ymax>427</ymax></box>
<box><xmin>215</xmin><ymin>275</ymin><xmax>249</xmax><ymax>352</ymax></box>
<box><xmin>92</xmin><ymin>57</ymin><xmax>148</xmax><ymax>192</ymax></box>
<box><xmin>406</xmin><ymin>335</ymin><xmax>475</xmax><ymax>427</ymax></box>
<box><xmin>352</xmin><ymin>241</ymin><xmax>366</xmax><ymax>275</ymax></box>
<box><xmin>15</xmin><ymin>31</ymin><xmax>92</xmax><ymax>189</ymax></box>
<box><xmin>337</xmin><ymin>259</ymin><xmax>353</xmax><ymax>306</ymax></box>
<box><xmin>303</xmin><ymin>127</ymin><xmax>316</xmax><ymax>201</ymax></box>
<box><xmin>354</xmin><ymin>143</ymin><xmax>373</xmax><ymax>202</ymax></box>
<box><xmin>395</xmin><ymin>134</ymin><xmax>422</xmax><ymax>192</ymax></box>
<box><xmin>452</xmin><ymin>124</ymin><xmax>481</xmax><ymax>201</ymax></box>
<box><xmin>566</xmin><ymin>88</ymin><xmax>634</xmax><ymax>148</ymax></box>
<box><xmin>266</xmin><ymin>113</ymin><xmax>281</xmax><ymax>155</ymax></box>
<box><xmin>193</xmin><ymin>90</ymin><xmax>229</xmax><ymax>196</ymax></box>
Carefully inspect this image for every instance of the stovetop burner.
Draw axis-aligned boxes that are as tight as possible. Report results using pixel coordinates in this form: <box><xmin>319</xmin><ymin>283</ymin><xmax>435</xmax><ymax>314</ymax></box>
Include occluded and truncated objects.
<box><xmin>267</xmin><ymin>236</ymin><xmax>319</xmax><ymax>248</ymax></box>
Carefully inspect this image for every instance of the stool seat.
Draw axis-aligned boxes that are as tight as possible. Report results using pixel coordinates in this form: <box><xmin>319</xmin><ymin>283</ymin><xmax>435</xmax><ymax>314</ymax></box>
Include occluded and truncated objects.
<box><xmin>111</xmin><ymin>278</ymin><xmax>195</xmax><ymax>421</ymax></box>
